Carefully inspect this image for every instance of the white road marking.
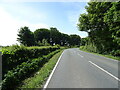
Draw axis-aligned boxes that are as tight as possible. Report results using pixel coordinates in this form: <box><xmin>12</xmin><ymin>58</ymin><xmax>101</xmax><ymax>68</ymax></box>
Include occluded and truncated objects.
<box><xmin>43</xmin><ymin>51</ymin><xmax>64</xmax><ymax>89</ymax></box>
<box><xmin>78</xmin><ymin>53</ymin><xmax>83</xmax><ymax>57</ymax></box>
<box><xmin>89</xmin><ymin>61</ymin><xmax>120</xmax><ymax>81</ymax></box>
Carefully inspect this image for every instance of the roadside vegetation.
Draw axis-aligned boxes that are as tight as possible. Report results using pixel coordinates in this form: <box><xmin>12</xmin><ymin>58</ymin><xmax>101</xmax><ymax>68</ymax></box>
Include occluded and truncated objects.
<box><xmin>78</xmin><ymin>2</ymin><xmax>120</xmax><ymax>59</ymax></box>
<box><xmin>1</xmin><ymin>1</ymin><xmax>120</xmax><ymax>90</ymax></box>
<box><xmin>2</xmin><ymin>45</ymin><xmax>62</xmax><ymax>89</ymax></box>
<box><xmin>19</xmin><ymin>50</ymin><xmax>63</xmax><ymax>89</ymax></box>
<box><xmin>1</xmin><ymin>21</ymin><xmax>80</xmax><ymax>89</ymax></box>
<box><xmin>17</xmin><ymin>26</ymin><xmax>81</xmax><ymax>47</ymax></box>
<box><xmin>80</xmin><ymin>46</ymin><xmax>120</xmax><ymax>61</ymax></box>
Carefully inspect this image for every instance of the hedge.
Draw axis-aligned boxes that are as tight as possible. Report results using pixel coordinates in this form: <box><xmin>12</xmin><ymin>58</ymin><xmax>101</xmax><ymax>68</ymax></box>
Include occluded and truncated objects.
<box><xmin>2</xmin><ymin>49</ymin><xmax>61</xmax><ymax>90</ymax></box>
<box><xmin>2</xmin><ymin>45</ymin><xmax>59</xmax><ymax>78</ymax></box>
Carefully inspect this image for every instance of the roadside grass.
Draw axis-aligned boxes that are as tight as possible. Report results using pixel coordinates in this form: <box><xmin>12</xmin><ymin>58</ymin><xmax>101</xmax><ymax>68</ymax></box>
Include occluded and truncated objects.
<box><xmin>80</xmin><ymin>46</ymin><xmax>120</xmax><ymax>61</ymax></box>
<box><xmin>19</xmin><ymin>50</ymin><xmax>63</xmax><ymax>89</ymax></box>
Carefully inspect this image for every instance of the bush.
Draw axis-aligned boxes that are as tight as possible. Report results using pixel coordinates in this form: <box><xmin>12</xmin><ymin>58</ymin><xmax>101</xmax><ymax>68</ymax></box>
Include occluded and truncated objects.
<box><xmin>2</xmin><ymin>49</ymin><xmax>61</xmax><ymax>90</ymax></box>
<box><xmin>80</xmin><ymin>45</ymin><xmax>97</xmax><ymax>53</ymax></box>
<box><xmin>2</xmin><ymin>45</ymin><xmax>60</xmax><ymax>79</ymax></box>
<box><xmin>80</xmin><ymin>45</ymin><xmax>120</xmax><ymax>57</ymax></box>
<box><xmin>110</xmin><ymin>50</ymin><xmax>120</xmax><ymax>56</ymax></box>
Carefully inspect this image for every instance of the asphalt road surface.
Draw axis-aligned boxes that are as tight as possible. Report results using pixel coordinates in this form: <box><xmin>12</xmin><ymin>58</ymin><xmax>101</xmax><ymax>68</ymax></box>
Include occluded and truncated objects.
<box><xmin>45</xmin><ymin>48</ymin><xmax>120</xmax><ymax>88</ymax></box>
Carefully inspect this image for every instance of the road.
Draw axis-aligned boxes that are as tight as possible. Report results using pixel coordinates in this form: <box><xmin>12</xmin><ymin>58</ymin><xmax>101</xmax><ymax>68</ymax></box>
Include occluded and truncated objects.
<box><xmin>44</xmin><ymin>48</ymin><xmax>120</xmax><ymax>88</ymax></box>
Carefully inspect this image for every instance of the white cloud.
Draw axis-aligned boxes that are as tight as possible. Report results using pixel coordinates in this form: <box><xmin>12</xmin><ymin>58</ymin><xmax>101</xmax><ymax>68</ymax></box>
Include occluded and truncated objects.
<box><xmin>0</xmin><ymin>7</ymin><xmax>49</xmax><ymax>46</ymax></box>
<box><xmin>1</xmin><ymin>0</ymin><xmax>90</xmax><ymax>2</ymax></box>
<box><xmin>78</xmin><ymin>31</ymin><xmax>88</xmax><ymax>38</ymax></box>
<box><xmin>0</xmin><ymin>7</ymin><xmax>19</xmax><ymax>46</ymax></box>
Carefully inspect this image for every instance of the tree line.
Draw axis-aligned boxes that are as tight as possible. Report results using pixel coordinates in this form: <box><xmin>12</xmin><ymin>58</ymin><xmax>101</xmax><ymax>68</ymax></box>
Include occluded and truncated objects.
<box><xmin>17</xmin><ymin>26</ymin><xmax>81</xmax><ymax>47</ymax></box>
<box><xmin>78</xmin><ymin>2</ymin><xmax>120</xmax><ymax>56</ymax></box>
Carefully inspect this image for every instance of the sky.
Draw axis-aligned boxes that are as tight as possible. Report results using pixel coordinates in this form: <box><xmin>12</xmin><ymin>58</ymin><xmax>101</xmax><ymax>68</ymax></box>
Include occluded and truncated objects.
<box><xmin>0</xmin><ymin>2</ymin><xmax>88</xmax><ymax>46</ymax></box>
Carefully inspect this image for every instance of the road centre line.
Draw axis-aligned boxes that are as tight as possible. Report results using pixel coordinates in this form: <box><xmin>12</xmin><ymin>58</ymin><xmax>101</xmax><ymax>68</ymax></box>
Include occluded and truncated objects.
<box><xmin>89</xmin><ymin>61</ymin><xmax>120</xmax><ymax>82</ymax></box>
<box><xmin>43</xmin><ymin>51</ymin><xmax>64</xmax><ymax>89</ymax></box>
<box><xmin>77</xmin><ymin>53</ymin><xmax>83</xmax><ymax>57</ymax></box>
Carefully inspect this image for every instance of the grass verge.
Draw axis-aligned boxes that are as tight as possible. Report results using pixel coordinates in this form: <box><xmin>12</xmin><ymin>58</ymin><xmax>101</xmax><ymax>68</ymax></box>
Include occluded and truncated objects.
<box><xmin>19</xmin><ymin>50</ymin><xmax>63</xmax><ymax>89</ymax></box>
<box><xmin>80</xmin><ymin>47</ymin><xmax>120</xmax><ymax>61</ymax></box>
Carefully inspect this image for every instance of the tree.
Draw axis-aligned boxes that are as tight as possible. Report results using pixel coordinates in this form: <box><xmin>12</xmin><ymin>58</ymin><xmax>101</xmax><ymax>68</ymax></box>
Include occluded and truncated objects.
<box><xmin>42</xmin><ymin>39</ymin><xmax>50</xmax><ymax>46</ymax></box>
<box><xmin>60</xmin><ymin>33</ymin><xmax>70</xmax><ymax>46</ymax></box>
<box><xmin>69</xmin><ymin>34</ymin><xmax>81</xmax><ymax>46</ymax></box>
<box><xmin>17</xmin><ymin>26</ymin><xmax>35</xmax><ymax>46</ymax></box>
<box><xmin>81</xmin><ymin>37</ymin><xmax>89</xmax><ymax>46</ymax></box>
<box><xmin>34</xmin><ymin>28</ymin><xmax>50</xmax><ymax>43</ymax></box>
<box><xmin>17</xmin><ymin>26</ymin><xmax>81</xmax><ymax>47</ymax></box>
<box><xmin>103</xmin><ymin>2</ymin><xmax>120</xmax><ymax>56</ymax></box>
<box><xmin>77</xmin><ymin>13</ymin><xmax>90</xmax><ymax>32</ymax></box>
<box><xmin>104</xmin><ymin>2</ymin><xmax>120</xmax><ymax>47</ymax></box>
<box><xmin>78</xmin><ymin>2</ymin><xmax>114</xmax><ymax>53</ymax></box>
<box><xmin>50</xmin><ymin>27</ymin><xmax>62</xmax><ymax>45</ymax></box>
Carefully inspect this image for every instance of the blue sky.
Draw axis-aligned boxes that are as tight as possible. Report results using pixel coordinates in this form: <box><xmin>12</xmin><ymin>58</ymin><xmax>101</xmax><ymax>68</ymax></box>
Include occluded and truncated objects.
<box><xmin>0</xmin><ymin>2</ymin><xmax>88</xmax><ymax>46</ymax></box>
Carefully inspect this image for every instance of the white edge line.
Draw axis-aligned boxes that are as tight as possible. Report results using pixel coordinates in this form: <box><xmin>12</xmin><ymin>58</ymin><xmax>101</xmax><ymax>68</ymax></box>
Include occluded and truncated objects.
<box><xmin>89</xmin><ymin>61</ymin><xmax>120</xmax><ymax>82</ymax></box>
<box><xmin>43</xmin><ymin>50</ymin><xmax>64</xmax><ymax>89</ymax></box>
<box><xmin>80</xmin><ymin>55</ymin><xmax>83</xmax><ymax>58</ymax></box>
